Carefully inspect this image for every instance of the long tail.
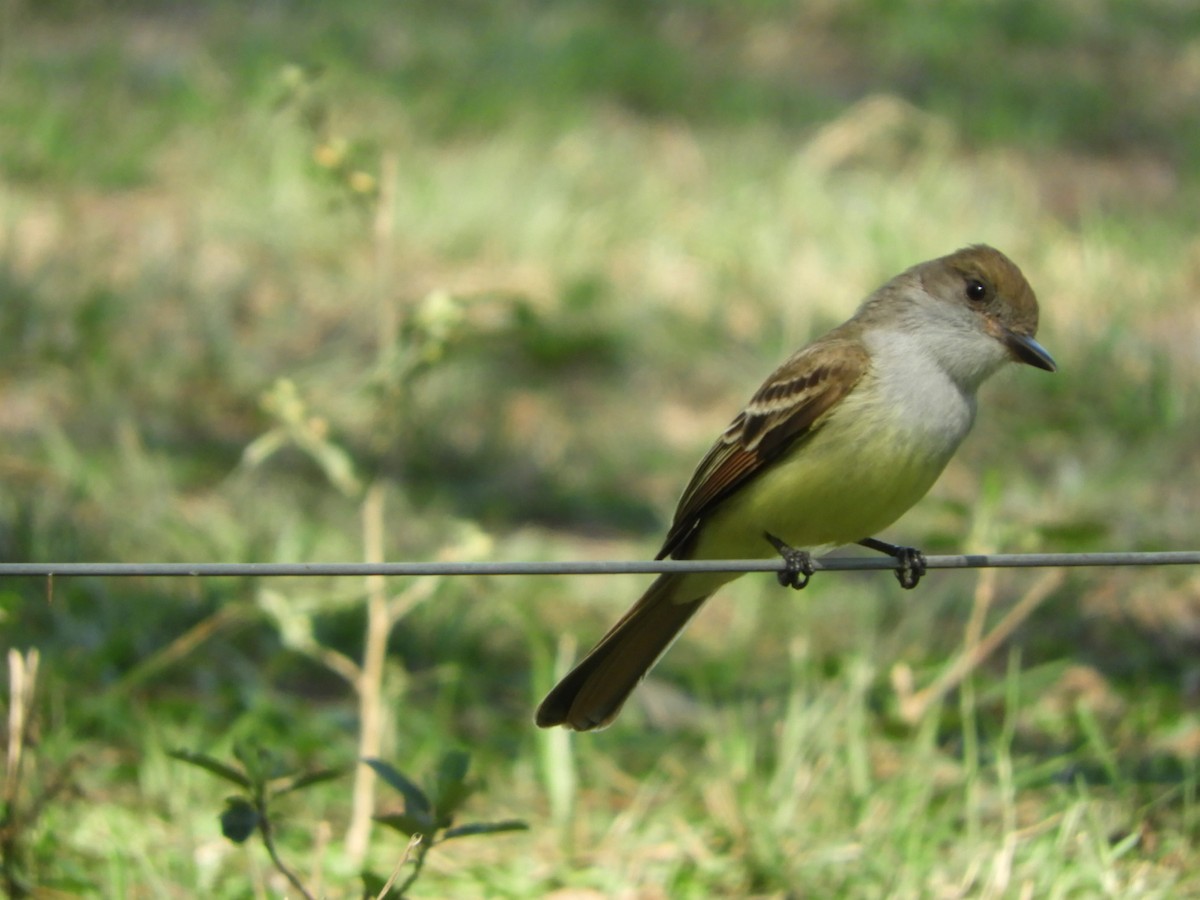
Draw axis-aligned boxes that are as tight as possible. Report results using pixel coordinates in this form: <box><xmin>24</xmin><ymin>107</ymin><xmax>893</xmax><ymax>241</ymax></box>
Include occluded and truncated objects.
<box><xmin>535</xmin><ymin>573</ymin><xmax>712</xmax><ymax>731</ymax></box>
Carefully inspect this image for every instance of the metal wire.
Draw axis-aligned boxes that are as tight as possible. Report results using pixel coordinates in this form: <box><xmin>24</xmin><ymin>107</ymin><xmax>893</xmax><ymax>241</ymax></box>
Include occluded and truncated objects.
<box><xmin>0</xmin><ymin>551</ymin><xmax>1198</xmax><ymax>578</ymax></box>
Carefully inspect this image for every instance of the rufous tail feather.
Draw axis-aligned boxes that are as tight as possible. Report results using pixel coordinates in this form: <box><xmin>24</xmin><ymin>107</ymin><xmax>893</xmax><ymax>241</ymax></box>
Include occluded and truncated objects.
<box><xmin>536</xmin><ymin>573</ymin><xmax>710</xmax><ymax>730</ymax></box>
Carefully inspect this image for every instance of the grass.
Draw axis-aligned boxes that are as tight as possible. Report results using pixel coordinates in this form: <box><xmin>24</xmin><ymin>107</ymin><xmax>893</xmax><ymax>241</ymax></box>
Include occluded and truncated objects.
<box><xmin>2</xmin><ymin>0</ymin><xmax>1199</xmax><ymax>896</ymax></box>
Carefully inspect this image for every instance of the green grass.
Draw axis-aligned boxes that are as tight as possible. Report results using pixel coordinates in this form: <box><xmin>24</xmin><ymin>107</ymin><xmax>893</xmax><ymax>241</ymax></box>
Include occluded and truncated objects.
<box><xmin>2</xmin><ymin>0</ymin><xmax>1199</xmax><ymax>896</ymax></box>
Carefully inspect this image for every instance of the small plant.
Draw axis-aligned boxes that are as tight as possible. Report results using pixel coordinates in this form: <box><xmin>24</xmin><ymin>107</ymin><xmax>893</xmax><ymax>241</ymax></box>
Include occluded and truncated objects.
<box><xmin>172</xmin><ymin>744</ymin><xmax>525</xmax><ymax>898</ymax></box>
<box><xmin>364</xmin><ymin>751</ymin><xmax>528</xmax><ymax>899</ymax></box>
<box><xmin>170</xmin><ymin>743</ymin><xmax>344</xmax><ymax>900</ymax></box>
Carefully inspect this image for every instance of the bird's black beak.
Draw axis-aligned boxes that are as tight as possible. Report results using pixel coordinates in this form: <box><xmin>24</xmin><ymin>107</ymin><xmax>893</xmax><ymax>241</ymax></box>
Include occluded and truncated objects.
<box><xmin>1006</xmin><ymin>331</ymin><xmax>1057</xmax><ymax>372</ymax></box>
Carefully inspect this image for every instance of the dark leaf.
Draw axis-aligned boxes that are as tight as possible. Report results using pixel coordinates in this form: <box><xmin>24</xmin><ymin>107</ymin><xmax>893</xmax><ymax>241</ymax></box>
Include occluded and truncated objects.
<box><xmin>360</xmin><ymin>870</ymin><xmax>405</xmax><ymax>899</ymax></box>
<box><xmin>442</xmin><ymin>819</ymin><xmax>529</xmax><ymax>841</ymax></box>
<box><xmin>432</xmin><ymin>750</ymin><xmax>473</xmax><ymax>827</ymax></box>
<box><xmin>375</xmin><ymin>811</ymin><xmax>436</xmax><ymax>837</ymax></box>
<box><xmin>277</xmin><ymin>766</ymin><xmax>347</xmax><ymax>796</ymax></box>
<box><xmin>365</xmin><ymin>758</ymin><xmax>431</xmax><ymax>814</ymax></box>
<box><xmin>168</xmin><ymin>749</ymin><xmax>251</xmax><ymax>788</ymax></box>
<box><xmin>233</xmin><ymin>741</ymin><xmax>287</xmax><ymax>784</ymax></box>
<box><xmin>436</xmin><ymin>749</ymin><xmax>470</xmax><ymax>785</ymax></box>
<box><xmin>220</xmin><ymin>797</ymin><xmax>260</xmax><ymax>843</ymax></box>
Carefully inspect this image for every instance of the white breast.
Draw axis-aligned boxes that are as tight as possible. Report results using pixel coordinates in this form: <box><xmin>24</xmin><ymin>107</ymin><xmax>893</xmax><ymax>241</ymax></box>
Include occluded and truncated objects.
<box><xmin>860</xmin><ymin>327</ymin><xmax>981</xmax><ymax>455</ymax></box>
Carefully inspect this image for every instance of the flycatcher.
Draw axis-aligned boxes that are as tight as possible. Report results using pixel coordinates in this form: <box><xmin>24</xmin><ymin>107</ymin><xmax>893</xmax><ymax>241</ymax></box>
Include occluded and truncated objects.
<box><xmin>537</xmin><ymin>244</ymin><xmax>1056</xmax><ymax>731</ymax></box>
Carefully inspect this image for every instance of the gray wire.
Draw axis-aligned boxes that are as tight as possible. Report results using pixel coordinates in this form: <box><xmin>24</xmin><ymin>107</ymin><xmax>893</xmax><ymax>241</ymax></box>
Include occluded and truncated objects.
<box><xmin>1</xmin><ymin>551</ymin><xmax>1198</xmax><ymax>578</ymax></box>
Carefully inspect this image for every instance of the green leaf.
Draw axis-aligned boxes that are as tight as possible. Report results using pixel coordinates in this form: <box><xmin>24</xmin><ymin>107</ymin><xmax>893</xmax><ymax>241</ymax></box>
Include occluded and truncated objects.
<box><xmin>432</xmin><ymin>750</ymin><xmax>473</xmax><ymax>827</ymax></box>
<box><xmin>220</xmin><ymin>797</ymin><xmax>260</xmax><ymax>843</ymax></box>
<box><xmin>375</xmin><ymin>811</ymin><xmax>436</xmax><ymax>837</ymax></box>
<box><xmin>304</xmin><ymin>438</ymin><xmax>362</xmax><ymax>498</ymax></box>
<box><xmin>240</xmin><ymin>427</ymin><xmax>289</xmax><ymax>469</ymax></box>
<box><xmin>442</xmin><ymin>819</ymin><xmax>529</xmax><ymax>841</ymax></box>
<box><xmin>365</xmin><ymin>758</ymin><xmax>431</xmax><ymax>813</ymax></box>
<box><xmin>168</xmin><ymin>749</ymin><xmax>251</xmax><ymax>788</ymax></box>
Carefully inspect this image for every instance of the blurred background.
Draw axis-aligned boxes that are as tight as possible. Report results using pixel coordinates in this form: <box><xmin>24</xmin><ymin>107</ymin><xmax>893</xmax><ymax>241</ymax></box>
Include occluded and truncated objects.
<box><xmin>2</xmin><ymin>0</ymin><xmax>1199</xmax><ymax>895</ymax></box>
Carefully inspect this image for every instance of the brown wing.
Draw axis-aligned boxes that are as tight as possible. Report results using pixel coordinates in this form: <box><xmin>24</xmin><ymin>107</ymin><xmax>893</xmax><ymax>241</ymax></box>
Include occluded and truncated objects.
<box><xmin>656</xmin><ymin>336</ymin><xmax>870</xmax><ymax>559</ymax></box>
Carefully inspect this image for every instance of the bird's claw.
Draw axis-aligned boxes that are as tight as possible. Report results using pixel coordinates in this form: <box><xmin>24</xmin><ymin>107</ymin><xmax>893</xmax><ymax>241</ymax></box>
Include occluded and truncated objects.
<box><xmin>892</xmin><ymin>546</ymin><xmax>926</xmax><ymax>590</ymax></box>
<box><xmin>858</xmin><ymin>537</ymin><xmax>927</xmax><ymax>589</ymax></box>
<box><xmin>764</xmin><ymin>532</ymin><xmax>814</xmax><ymax>590</ymax></box>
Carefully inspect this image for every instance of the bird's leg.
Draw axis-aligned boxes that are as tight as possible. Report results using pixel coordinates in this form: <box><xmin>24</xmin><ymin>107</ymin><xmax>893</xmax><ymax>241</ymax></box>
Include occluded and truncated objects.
<box><xmin>859</xmin><ymin>537</ymin><xmax>926</xmax><ymax>589</ymax></box>
<box><xmin>764</xmin><ymin>532</ymin><xmax>814</xmax><ymax>590</ymax></box>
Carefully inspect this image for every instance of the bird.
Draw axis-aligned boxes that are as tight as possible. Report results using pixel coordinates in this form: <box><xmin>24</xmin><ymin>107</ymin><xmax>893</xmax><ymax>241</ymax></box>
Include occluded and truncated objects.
<box><xmin>536</xmin><ymin>244</ymin><xmax>1056</xmax><ymax>731</ymax></box>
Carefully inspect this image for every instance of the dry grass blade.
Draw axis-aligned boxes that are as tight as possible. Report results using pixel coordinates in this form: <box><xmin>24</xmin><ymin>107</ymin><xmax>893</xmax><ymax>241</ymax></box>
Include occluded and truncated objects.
<box><xmin>894</xmin><ymin>569</ymin><xmax>1066</xmax><ymax>724</ymax></box>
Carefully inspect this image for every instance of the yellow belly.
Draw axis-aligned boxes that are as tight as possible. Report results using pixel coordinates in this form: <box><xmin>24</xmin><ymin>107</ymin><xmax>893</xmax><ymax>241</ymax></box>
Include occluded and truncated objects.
<box><xmin>698</xmin><ymin>429</ymin><xmax>947</xmax><ymax>558</ymax></box>
<box><xmin>672</xmin><ymin>391</ymin><xmax>965</xmax><ymax>601</ymax></box>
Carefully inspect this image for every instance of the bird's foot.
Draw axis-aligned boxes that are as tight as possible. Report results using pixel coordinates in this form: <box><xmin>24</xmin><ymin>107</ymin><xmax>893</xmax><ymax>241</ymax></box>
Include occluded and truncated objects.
<box><xmin>764</xmin><ymin>532</ymin><xmax>814</xmax><ymax>590</ymax></box>
<box><xmin>858</xmin><ymin>537</ymin><xmax>926</xmax><ymax>589</ymax></box>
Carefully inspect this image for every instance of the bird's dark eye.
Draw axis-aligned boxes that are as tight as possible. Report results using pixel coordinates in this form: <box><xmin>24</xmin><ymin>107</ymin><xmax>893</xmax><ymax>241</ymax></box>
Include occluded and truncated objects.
<box><xmin>965</xmin><ymin>279</ymin><xmax>988</xmax><ymax>302</ymax></box>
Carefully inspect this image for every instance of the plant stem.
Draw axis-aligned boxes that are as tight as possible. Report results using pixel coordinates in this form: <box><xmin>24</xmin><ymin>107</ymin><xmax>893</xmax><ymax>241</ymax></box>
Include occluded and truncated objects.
<box><xmin>258</xmin><ymin>803</ymin><xmax>315</xmax><ymax>900</ymax></box>
<box><xmin>347</xmin><ymin>483</ymin><xmax>390</xmax><ymax>861</ymax></box>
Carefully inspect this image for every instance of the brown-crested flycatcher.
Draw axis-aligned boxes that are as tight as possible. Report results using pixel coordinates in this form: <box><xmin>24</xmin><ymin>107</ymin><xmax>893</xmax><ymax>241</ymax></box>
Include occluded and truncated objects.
<box><xmin>537</xmin><ymin>245</ymin><xmax>1056</xmax><ymax>731</ymax></box>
